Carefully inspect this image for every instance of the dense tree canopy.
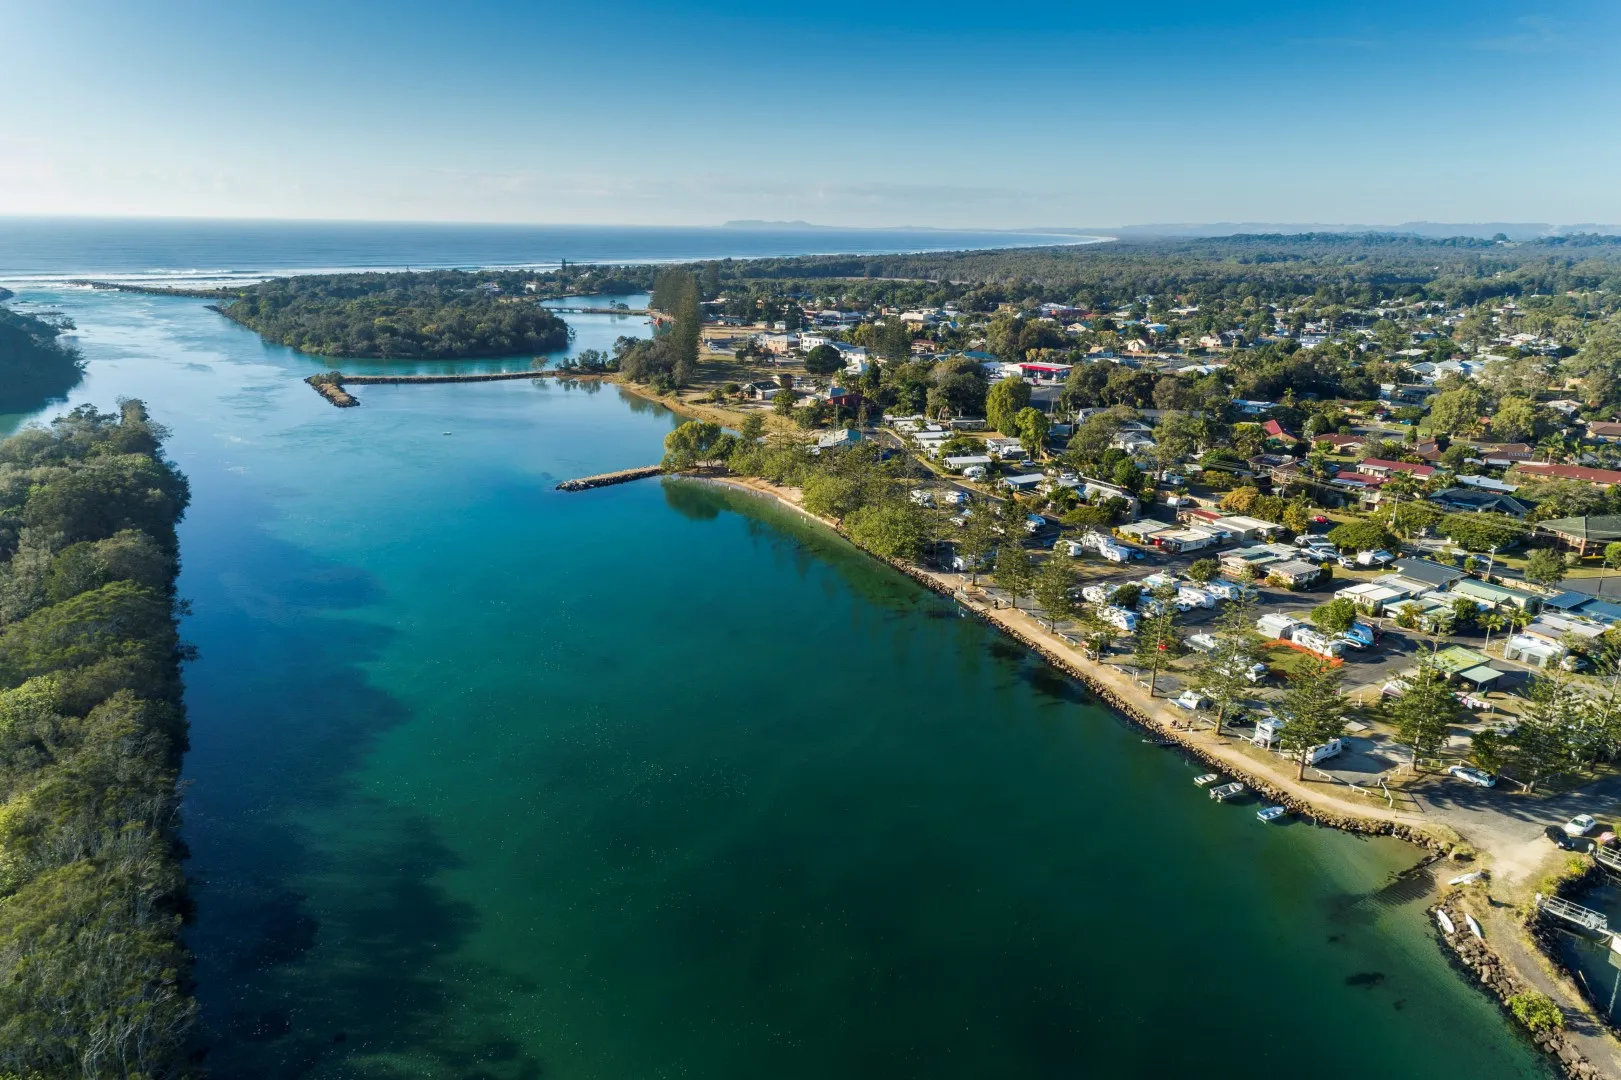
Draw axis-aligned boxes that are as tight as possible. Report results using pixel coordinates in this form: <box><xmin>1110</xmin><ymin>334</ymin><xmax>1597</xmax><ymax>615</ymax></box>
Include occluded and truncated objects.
<box><xmin>0</xmin><ymin>401</ymin><xmax>195</xmax><ymax>1078</ymax></box>
<box><xmin>221</xmin><ymin>271</ymin><xmax>573</xmax><ymax>359</ymax></box>
<box><xmin>0</xmin><ymin>303</ymin><xmax>85</xmax><ymax>412</ymax></box>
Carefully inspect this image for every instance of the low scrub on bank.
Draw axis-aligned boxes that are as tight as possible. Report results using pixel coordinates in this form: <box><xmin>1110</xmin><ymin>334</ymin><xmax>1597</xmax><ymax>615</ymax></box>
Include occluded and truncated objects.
<box><xmin>0</xmin><ymin>402</ymin><xmax>195</xmax><ymax>1078</ymax></box>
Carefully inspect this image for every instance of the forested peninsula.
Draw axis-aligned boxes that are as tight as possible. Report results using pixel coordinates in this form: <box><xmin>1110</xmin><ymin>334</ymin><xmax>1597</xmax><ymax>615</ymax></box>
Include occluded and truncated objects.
<box><xmin>0</xmin><ymin>298</ymin><xmax>86</xmax><ymax>412</ymax></box>
<box><xmin>218</xmin><ymin>271</ymin><xmax>572</xmax><ymax>360</ymax></box>
<box><xmin>0</xmin><ymin>402</ymin><xmax>196</xmax><ymax>1078</ymax></box>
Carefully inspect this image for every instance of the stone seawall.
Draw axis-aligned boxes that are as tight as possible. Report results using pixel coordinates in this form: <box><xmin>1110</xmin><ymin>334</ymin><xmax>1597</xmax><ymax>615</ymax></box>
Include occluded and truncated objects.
<box><xmin>305</xmin><ymin>377</ymin><xmax>358</xmax><ymax>407</ymax></box>
<box><xmin>556</xmin><ymin>466</ymin><xmax>664</xmax><ymax>491</ymax></box>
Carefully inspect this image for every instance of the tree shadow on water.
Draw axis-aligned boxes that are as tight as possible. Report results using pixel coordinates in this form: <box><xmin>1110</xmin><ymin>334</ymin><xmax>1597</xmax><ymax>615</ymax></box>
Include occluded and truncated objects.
<box><xmin>178</xmin><ymin>506</ymin><xmax>546</xmax><ymax>1078</ymax></box>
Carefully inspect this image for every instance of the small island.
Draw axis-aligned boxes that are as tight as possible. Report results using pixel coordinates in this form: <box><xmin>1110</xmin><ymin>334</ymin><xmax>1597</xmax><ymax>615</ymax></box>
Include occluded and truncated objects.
<box><xmin>217</xmin><ymin>270</ymin><xmax>573</xmax><ymax>360</ymax></box>
<box><xmin>0</xmin><ymin>296</ymin><xmax>87</xmax><ymax>412</ymax></box>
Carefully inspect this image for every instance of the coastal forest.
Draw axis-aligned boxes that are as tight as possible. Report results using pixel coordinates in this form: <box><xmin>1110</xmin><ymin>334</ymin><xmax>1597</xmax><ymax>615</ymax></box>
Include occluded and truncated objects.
<box><xmin>0</xmin><ymin>402</ymin><xmax>195</xmax><ymax>1078</ymax></box>
<box><xmin>220</xmin><ymin>271</ymin><xmax>573</xmax><ymax>360</ymax></box>
<box><xmin>0</xmin><ymin>291</ymin><xmax>87</xmax><ymax>412</ymax></box>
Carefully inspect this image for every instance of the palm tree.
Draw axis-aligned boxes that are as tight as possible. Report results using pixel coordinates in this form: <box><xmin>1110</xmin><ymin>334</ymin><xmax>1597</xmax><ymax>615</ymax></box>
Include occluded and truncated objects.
<box><xmin>1537</xmin><ymin>434</ymin><xmax>1567</xmax><ymax>464</ymax></box>
<box><xmin>1480</xmin><ymin>612</ymin><xmax>1506</xmax><ymax>655</ymax></box>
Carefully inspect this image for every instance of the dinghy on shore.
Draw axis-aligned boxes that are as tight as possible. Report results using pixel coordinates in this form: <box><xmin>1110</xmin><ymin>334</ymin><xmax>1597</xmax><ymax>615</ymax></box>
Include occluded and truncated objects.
<box><xmin>1465</xmin><ymin>914</ymin><xmax>1483</xmax><ymax>940</ymax></box>
<box><xmin>1435</xmin><ymin>909</ymin><xmax>1456</xmax><ymax>935</ymax></box>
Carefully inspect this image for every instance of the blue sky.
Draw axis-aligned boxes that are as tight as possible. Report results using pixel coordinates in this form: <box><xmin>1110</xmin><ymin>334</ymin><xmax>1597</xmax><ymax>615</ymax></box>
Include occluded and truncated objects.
<box><xmin>2</xmin><ymin>0</ymin><xmax>1617</xmax><ymax>227</ymax></box>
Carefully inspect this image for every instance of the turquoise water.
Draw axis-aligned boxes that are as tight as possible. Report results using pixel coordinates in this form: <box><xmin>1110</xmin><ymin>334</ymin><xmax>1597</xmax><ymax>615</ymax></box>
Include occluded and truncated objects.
<box><xmin>5</xmin><ymin>288</ymin><xmax>1551</xmax><ymax>1079</ymax></box>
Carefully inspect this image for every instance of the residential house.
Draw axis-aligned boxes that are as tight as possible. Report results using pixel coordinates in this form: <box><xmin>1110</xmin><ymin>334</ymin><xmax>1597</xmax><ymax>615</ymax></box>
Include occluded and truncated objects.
<box><xmin>983</xmin><ymin>437</ymin><xmax>1024</xmax><ymax>458</ymax></box>
<box><xmin>1379</xmin><ymin>384</ymin><xmax>1439</xmax><ymax>405</ymax></box>
<box><xmin>1502</xmin><ymin>613</ymin><xmax>1606</xmax><ymax>668</ymax></box>
<box><xmin>1266</xmin><ymin>559</ymin><xmax>1325</xmax><ymax>589</ymax></box>
<box><xmin>1261</xmin><ymin>419</ymin><xmax>1297</xmax><ymax>443</ymax></box>
<box><xmin>1534</xmin><ymin>515</ymin><xmax>1621</xmax><ymax>556</ymax></box>
<box><xmin>1213</xmin><ymin>515</ymin><xmax>1284</xmax><ymax>542</ymax></box>
<box><xmin>1336</xmin><ymin>577</ymin><xmax>1428</xmax><ymax>615</ymax></box>
<box><xmin>1152</xmin><ymin>527</ymin><xmax>1221</xmax><ymax>554</ymax></box>
<box><xmin>1312</xmin><ymin>433</ymin><xmax>1365</xmax><ymax>454</ymax></box>
<box><xmin>758</xmin><ymin>332</ymin><xmax>799</xmax><ymax>355</ymax></box>
<box><xmin>1111</xmin><ymin>429</ymin><xmax>1157</xmax><ymax>453</ymax></box>
<box><xmin>942</xmin><ymin>454</ymin><xmax>993</xmax><ymax>472</ymax></box>
<box><xmin>1472</xmin><ymin>443</ymin><xmax>1534</xmax><ymax>467</ymax></box>
<box><xmin>1588</xmin><ymin>422</ymin><xmax>1621</xmax><ymax>443</ymax></box>
<box><xmin>1077</xmin><ymin>478</ymin><xmax>1141</xmax><ymax>521</ymax></box>
<box><xmin>1219</xmin><ymin>543</ymin><xmax>1296</xmax><ymax>578</ymax></box>
<box><xmin>1456</xmin><ymin>474</ymin><xmax>1520</xmax><ymax>494</ymax></box>
<box><xmin>1429</xmin><ymin>488</ymin><xmax>1531</xmax><ymax>517</ymax></box>
<box><xmin>814</xmin><ymin>428</ymin><xmax>863</xmax><ymax>452</ymax></box>
<box><xmin>1514</xmin><ymin>462</ymin><xmax>1621</xmax><ymax>487</ymax></box>
<box><xmin>1451</xmin><ymin>579</ymin><xmax>1544</xmax><ymax>615</ymax></box>
<box><xmin>1001</xmin><ymin>473</ymin><xmax>1046</xmax><ymax>493</ymax></box>
<box><xmin>1390</xmin><ymin>558</ymin><xmax>1468</xmax><ymax>590</ymax></box>
<box><xmin>1358</xmin><ymin>458</ymin><xmax>1436</xmax><ymax>481</ymax></box>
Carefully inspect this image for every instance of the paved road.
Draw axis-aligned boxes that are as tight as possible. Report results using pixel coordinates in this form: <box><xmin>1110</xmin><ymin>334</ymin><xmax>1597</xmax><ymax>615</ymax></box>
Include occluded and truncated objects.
<box><xmin>1417</xmin><ymin>771</ymin><xmax>1621</xmax><ymax>886</ymax></box>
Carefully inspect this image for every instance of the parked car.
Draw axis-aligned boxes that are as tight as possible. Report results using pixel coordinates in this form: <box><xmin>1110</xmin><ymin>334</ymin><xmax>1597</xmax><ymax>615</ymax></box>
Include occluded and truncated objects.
<box><xmin>1311</xmin><ymin>515</ymin><xmax>1330</xmax><ymax>525</ymax></box>
<box><xmin>1340</xmin><ymin>623</ymin><xmax>1377</xmax><ymax>649</ymax></box>
<box><xmin>1447</xmin><ymin>765</ymin><xmax>1496</xmax><ymax>788</ymax></box>
<box><xmin>1565</xmin><ymin>814</ymin><xmax>1598</xmax><ymax>837</ymax></box>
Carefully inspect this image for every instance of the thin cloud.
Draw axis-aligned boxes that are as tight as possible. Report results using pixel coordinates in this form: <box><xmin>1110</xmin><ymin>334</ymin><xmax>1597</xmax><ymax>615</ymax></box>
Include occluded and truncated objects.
<box><xmin>1471</xmin><ymin>16</ymin><xmax>1563</xmax><ymax>53</ymax></box>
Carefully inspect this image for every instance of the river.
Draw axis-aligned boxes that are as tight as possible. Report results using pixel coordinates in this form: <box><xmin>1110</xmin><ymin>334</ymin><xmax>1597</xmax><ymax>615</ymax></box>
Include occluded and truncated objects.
<box><xmin>2</xmin><ymin>285</ymin><xmax>1551</xmax><ymax>1078</ymax></box>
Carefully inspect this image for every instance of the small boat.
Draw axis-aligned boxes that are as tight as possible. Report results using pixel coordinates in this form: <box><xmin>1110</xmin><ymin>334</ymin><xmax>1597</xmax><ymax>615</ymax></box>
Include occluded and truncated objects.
<box><xmin>1209</xmin><ymin>782</ymin><xmax>1244</xmax><ymax>802</ymax></box>
<box><xmin>1256</xmin><ymin>806</ymin><xmax>1287</xmax><ymax>822</ymax></box>
<box><xmin>1448</xmin><ymin>871</ymin><xmax>1485</xmax><ymax>887</ymax></box>
<box><xmin>1194</xmin><ymin>773</ymin><xmax>1220</xmax><ymax>786</ymax></box>
<box><xmin>1140</xmin><ymin>737</ymin><xmax>1176</xmax><ymax>746</ymax></box>
<box><xmin>1435</xmin><ymin>909</ymin><xmax>1456</xmax><ymax>935</ymax></box>
<box><xmin>442</xmin><ymin>431</ymin><xmax>453</xmax><ymax>435</ymax></box>
<box><xmin>1465</xmin><ymin>914</ymin><xmax>1484</xmax><ymax>940</ymax></box>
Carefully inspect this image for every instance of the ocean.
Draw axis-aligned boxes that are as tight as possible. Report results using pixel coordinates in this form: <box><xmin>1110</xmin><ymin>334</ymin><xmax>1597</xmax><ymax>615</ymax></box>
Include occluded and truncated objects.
<box><xmin>0</xmin><ymin>217</ymin><xmax>1101</xmax><ymax>288</ymax></box>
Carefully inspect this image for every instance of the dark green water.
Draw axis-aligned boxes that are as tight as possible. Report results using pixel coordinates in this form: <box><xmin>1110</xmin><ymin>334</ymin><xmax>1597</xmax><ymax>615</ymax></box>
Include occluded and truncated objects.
<box><xmin>4</xmin><ymin>288</ymin><xmax>1551</xmax><ymax>1079</ymax></box>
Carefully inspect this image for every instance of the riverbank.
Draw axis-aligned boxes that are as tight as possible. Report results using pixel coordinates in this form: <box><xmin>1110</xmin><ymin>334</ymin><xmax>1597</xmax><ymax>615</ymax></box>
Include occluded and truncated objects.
<box><xmin>694</xmin><ymin>470</ymin><xmax>1621</xmax><ymax>1080</ymax></box>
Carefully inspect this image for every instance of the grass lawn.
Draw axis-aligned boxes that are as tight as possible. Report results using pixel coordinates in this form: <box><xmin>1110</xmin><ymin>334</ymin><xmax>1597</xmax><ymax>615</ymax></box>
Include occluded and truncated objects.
<box><xmin>1261</xmin><ymin>641</ymin><xmax>1335</xmax><ymax>679</ymax></box>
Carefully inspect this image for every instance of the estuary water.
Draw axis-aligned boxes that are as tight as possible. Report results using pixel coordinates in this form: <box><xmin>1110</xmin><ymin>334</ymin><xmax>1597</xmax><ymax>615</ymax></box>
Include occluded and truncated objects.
<box><xmin>2</xmin><ymin>286</ymin><xmax>1552</xmax><ymax>1078</ymax></box>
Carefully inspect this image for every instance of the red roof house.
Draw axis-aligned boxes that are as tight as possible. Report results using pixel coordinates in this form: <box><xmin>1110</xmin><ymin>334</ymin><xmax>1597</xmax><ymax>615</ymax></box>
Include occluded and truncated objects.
<box><xmin>1513</xmin><ymin>462</ymin><xmax>1621</xmax><ymax>486</ymax></box>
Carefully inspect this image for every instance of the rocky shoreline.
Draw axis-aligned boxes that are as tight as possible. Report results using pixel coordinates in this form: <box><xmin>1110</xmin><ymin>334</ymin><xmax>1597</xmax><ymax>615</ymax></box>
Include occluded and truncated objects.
<box><xmin>1437</xmin><ymin>896</ymin><xmax>1608</xmax><ymax>1080</ymax></box>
